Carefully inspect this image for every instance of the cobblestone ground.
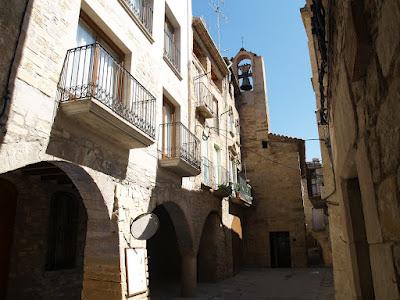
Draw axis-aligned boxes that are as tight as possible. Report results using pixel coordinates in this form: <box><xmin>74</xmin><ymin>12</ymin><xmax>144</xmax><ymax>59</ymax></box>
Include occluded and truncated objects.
<box><xmin>151</xmin><ymin>268</ymin><xmax>334</xmax><ymax>299</ymax></box>
<box><xmin>196</xmin><ymin>268</ymin><xmax>334</xmax><ymax>300</ymax></box>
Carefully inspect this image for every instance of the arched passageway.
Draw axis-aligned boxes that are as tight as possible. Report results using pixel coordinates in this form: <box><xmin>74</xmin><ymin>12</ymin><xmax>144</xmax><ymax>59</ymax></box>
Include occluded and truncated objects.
<box><xmin>147</xmin><ymin>205</ymin><xmax>182</xmax><ymax>294</ymax></box>
<box><xmin>231</xmin><ymin>216</ymin><xmax>243</xmax><ymax>274</ymax></box>
<box><xmin>197</xmin><ymin>212</ymin><xmax>225</xmax><ymax>282</ymax></box>
<box><xmin>147</xmin><ymin>202</ymin><xmax>196</xmax><ymax>298</ymax></box>
<box><xmin>0</xmin><ymin>162</ymin><xmax>88</xmax><ymax>299</ymax></box>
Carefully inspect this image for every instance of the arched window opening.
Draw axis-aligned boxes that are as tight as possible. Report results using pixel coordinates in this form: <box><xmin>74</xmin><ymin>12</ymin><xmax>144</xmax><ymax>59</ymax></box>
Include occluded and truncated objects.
<box><xmin>237</xmin><ymin>59</ymin><xmax>253</xmax><ymax>91</ymax></box>
<box><xmin>46</xmin><ymin>192</ymin><xmax>80</xmax><ymax>270</ymax></box>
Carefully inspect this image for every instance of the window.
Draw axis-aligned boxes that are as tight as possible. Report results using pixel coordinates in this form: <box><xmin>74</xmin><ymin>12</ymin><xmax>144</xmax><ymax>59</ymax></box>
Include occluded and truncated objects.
<box><xmin>211</xmin><ymin>67</ymin><xmax>223</xmax><ymax>91</ymax></box>
<box><xmin>229</xmin><ymin>157</ymin><xmax>238</xmax><ymax>184</ymax></box>
<box><xmin>76</xmin><ymin>14</ymin><xmax>124</xmax><ymax>60</ymax></box>
<box><xmin>164</xmin><ymin>9</ymin><xmax>180</xmax><ymax>73</ymax></box>
<box><xmin>162</xmin><ymin>97</ymin><xmax>176</xmax><ymax>158</ymax></box>
<box><xmin>214</xmin><ymin>145</ymin><xmax>222</xmax><ymax>185</ymax></box>
<box><xmin>46</xmin><ymin>192</ymin><xmax>80</xmax><ymax>270</ymax></box>
<box><xmin>121</xmin><ymin>0</ymin><xmax>153</xmax><ymax>35</ymax></box>
<box><xmin>65</xmin><ymin>16</ymin><xmax>125</xmax><ymax>104</ymax></box>
<box><xmin>228</xmin><ymin>110</ymin><xmax>234</xmax><ymax>136</ymax></box>
<box><xmin>213</xmin><ymin>99</ymin><xmax>219</xmax><ymax>134</ymax></box>
<box><xmin>261</xmin><ymin>140</ymin><xmax>268</xmax><ymax>148</ymax></box>
<box><xmin>235</xmin><ymin>119</ymin><xmax>240</xmax><ymax>137</ymax></box>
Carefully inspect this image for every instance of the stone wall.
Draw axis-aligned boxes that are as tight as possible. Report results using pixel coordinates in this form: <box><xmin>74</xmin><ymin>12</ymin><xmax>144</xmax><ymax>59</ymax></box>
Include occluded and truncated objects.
<box><xmin>232</xmin><ymin>49</ymin><xmax>307</xmax><ymax>269</ymax></box>
<box><xmin>302</xmin><ymin>0</ymin><xmax>400</xmax><ymax>298</ymax></box>
<box><xmin>242</xmin><ymin>134</ymin><xmax>307</xmax><ymax>267</ymax></box>
<box><xmin>0</xmin><ymin>0</ymin><xmax>240</xmax><ymax>298</ymax></box>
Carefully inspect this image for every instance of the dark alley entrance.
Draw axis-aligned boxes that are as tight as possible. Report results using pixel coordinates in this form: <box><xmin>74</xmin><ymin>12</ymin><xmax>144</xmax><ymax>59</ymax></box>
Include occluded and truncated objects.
<box><xmin>147</xmin><ymin>205</ymin><xmax>182</xmax><ymax>297</ymax></box>
<box><xmin>270</xmin><ymin>231</ymin><xmax>292</xmax><ymax>268</ymax></box>
<box><xmin>0</xmin><ymin>162</ymin><xmax>87</xmax><ymax>299</ymax></box>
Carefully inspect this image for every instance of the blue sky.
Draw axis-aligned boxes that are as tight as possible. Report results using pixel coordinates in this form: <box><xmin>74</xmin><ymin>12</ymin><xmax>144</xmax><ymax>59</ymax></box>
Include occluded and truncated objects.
<box><xmin>192</xmin><ymin>0</ymin><xmax>321</xmax><ymax>160</ymax></box>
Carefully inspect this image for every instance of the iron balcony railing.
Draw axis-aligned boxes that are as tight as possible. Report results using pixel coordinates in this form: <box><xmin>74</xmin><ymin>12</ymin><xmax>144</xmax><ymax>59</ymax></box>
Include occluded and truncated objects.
<box><xmin>164</xmin><ymin>30</ymin><xmax>180</xmax><ymax>72</ymax></box>
<box><xmin>202</xmin><ymin>157</ymin><xmax>215</xmax><ymax>187</ymax></box>
<box><xmin>159</xmin><ymin>122</ymin><xmax>201</xmax><ymax>170</ymax></box>
<box><xmin>122</xmin><ymin>0</ymin><xmax>153</xmax><ymax>34</ymax></box>
<box><xmin>235</xmin><ymin>174</ymin><xmax>253</xmax><ymax>204</ymax></box>
<box><xmin>57</xmin><ymin>43</ymin><xmax>156</xmax><ymax>139</ymax></box>
<box><xmin>195</xmin><ymin>81</ymin><xmax>213</xmax><ymax>114</ymax></box>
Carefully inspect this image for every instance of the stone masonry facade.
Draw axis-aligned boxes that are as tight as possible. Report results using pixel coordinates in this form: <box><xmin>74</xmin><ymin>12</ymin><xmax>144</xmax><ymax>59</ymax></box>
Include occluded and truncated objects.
<box><xmin>0</xmin><ymin>1</ymin><xmax>252</xmax><ymax>299</ymax></box>
<box><xmin>232</xmin><ymin>49</ymin><xmax>308</xmax><ymax>268</ymax></box>
<box><xmin>302</xmin><ymin>0</ymin><xmax>400</xmax><ymax>299</ymax></box>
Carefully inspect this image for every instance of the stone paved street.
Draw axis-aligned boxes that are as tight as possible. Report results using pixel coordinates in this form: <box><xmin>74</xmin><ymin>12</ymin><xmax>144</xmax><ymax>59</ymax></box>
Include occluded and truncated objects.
<box><xmin>153</xmin><ymin>268</ymin><xmax>334</xmax><ymax>300</ymax></box>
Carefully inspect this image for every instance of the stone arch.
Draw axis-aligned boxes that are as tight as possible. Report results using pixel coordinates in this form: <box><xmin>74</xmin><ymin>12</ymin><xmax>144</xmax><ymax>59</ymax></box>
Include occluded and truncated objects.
<box><xmin>197</xmin><ymin>211</ymin><xmax>227</xmax><ymax>282</ymax></box>
<box><xmin>147</xmin><ymin>201</ymin><xmax>195</xmax><ymax>297</ymax></box>
<box><xmin>0</xmin><ymin>160</ymin><xmax>121</xmax><ymax>300</ymax></box>
<box><xmin>161</xmin><ymin>201</ymin><xmax>195</xmax><ymax>255</ymax></box>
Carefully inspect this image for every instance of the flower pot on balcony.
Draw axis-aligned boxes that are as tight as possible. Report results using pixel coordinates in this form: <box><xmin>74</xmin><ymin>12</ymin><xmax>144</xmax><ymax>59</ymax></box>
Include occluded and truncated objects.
<box><xmin>213</xmin><ymin>184</ymin><xmax>232</xmax><ymax>198</ymax></box>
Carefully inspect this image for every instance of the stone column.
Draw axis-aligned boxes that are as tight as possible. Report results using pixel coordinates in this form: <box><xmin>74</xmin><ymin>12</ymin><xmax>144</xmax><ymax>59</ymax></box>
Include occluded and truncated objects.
<box><xmin>181</xmin><ymin>253</ymin><xmax>197</xmax><ymax>297</ymax></box>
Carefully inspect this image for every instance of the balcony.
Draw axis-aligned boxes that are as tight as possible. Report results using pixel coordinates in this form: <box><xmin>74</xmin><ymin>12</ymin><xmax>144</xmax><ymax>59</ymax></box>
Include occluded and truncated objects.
<box><xmin>158</xmin><ymin>122</ymin><xmax>201</xmax><ymax>176</ymax></box>
<box><xmin>201</xmin><ymin>157</ymin><xmax>215</xmax><ymax>188</ymax></box>
<box><xmin>57</xmin><ymin>43</ymin><xmax>156</xmax><ymax>148</ymax></box>
<box><xmin>212</xmin><ymin>166</ymin><xmax>232</xmax><ymax>198</ymax></box>
<box><xmin>195</xmin><ymin>82</ymin><xmax>213</xmax><ymax>118</ymax></box>
<box><xmin>231</xmin><ymin>174</ymin><xmax>253</xmax><ymax>206</ymax></box>
<box><xmin>119</xmin><ymin>0</ymin><xmax>153</xmax><ymax>37</ymax></box>
<box><xmin>164</xmin><ymin>30</ymin><xmax>181</xmax><ymax>75</ymax></box>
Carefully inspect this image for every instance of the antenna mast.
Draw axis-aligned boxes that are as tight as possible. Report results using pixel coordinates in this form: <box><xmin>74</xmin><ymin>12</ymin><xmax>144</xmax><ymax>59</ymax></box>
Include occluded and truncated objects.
<box><xmin>209</xmin><ymin>0</ymin><xmax>227</xmax><ymax>51</ymax></box>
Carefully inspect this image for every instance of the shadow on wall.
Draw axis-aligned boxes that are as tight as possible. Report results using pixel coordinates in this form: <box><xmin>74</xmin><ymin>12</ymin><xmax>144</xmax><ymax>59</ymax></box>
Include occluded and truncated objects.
<box><xmin>0</xmin><ymin>162</ymin><xmax>86</xmax><ymax>299</ymax></box>
<box><xmin>144</xmin><ymin>167</ymin><xmax>244</xmax><ymax>298</ymax></box>
<box><xmin>0</xmin><ymin>0</ymin><xmax>32</xmax><ymax>149</ymax></box>
<box><xmin>46</xmin><ymin>112</ymin><xmax>130</xmax><ymax>179</ymax></box>
<box><xmin>0</xmin><ymin>161</ymin><xmax>122</xmax><ymax>299</ymax></box>
<box><xmin>197</xmin><ymin>212</ymin><xmax>230</xmax><ymax>283</ymax></box>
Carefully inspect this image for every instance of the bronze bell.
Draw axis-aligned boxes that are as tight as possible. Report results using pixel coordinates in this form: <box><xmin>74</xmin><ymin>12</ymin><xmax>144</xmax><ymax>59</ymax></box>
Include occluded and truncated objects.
<box><xmin>238</xmin><ymin>63</ymin><xmax>252</xmax><ymax>91</ymax></box>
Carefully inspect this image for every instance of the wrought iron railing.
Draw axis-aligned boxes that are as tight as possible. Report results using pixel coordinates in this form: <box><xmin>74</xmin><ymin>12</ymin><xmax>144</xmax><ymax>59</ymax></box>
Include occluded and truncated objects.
<box><xmin>195</xmin><ymin>82</ymin><xmax>213</xmax><ymax>114</ymax></box>
<box><xmin>159</xmin><ymin>122</ymin><xmax>201</xmax><ymax>170</ymax></box>
<box><xmin>121</xmin><ymin>0</ymin><xmax>153</xmax><ymax>34</ymax></box>
<box><xmin>164</xmin><ymin>30</ymin><xmax>180</xmax><ymax>72</ymax></box>
<box><xmin>57</xmin><ymin>43</ymin><xmax>156</xmax><ymax>139</ymax></box>
<box><xmin>202</xmin><ymin>157</ymin><xmax>214</xmax><ymax>187</ymax></box>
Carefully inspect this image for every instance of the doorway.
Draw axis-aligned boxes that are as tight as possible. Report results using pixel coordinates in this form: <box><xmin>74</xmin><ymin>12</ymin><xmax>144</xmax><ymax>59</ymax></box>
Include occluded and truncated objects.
<box><xmin>345</xmin><ymin>178</ymin><xmax>374</xmax><ymax>299</ymax></box>
<box><xmin>147</xmin><ymin>205</ymin><xmax>181</xmax><ymax>296</ymax></box>
<box><xmin>0</xmin><ymin>179</ymin><xmax>17</xmax><ymax>299</ymax></box>
<box><xmin>270</xmin><ymin>231</ymin><xmax>291</xmax><ymax>268</ymax></box>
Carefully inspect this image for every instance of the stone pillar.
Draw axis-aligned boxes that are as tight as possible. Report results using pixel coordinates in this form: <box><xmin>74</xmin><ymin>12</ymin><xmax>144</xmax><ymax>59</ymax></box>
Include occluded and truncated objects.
<box><xmin>181</xmin><ymin>253</ymin><xmax>197</xmax><ymax>297</ymax></box>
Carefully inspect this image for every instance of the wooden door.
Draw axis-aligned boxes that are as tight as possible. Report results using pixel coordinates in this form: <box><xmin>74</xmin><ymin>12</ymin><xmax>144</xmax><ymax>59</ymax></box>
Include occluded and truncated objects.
<box><xmin>270</xmin><ymin>231</ymin><xmax>291</xmax><ymax>268</ymax></box>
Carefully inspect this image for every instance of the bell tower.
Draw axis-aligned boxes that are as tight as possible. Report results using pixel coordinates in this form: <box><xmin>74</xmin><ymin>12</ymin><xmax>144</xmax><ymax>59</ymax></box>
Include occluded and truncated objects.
<box><xmin>232</xmin><ymin>48</ymin><xmax>270</xmax><ymax>148</ymax></box>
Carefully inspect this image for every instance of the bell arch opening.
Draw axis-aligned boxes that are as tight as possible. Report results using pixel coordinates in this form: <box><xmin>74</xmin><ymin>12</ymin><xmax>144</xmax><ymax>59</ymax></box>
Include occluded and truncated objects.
<box><xmin>237</xmin><ymin>58</ymin><xmax>253</xmax><ymax>91</ymax></box>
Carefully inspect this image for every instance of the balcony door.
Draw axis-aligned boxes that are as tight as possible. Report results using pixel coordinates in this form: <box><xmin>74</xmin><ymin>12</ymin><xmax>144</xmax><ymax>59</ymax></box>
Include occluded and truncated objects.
<box><xmin>201</xmin><ymin>137</ymin><xmax>209</xmax><ymax>183</ymax></box>
<box><xmin>64</xmin><ymin>15</ymin><xmax>124</xmax><ymax>105</ymax></box>
<box><xmin>214</xmin><ymin>145</ymin><xmax>221</xmax><ymax>186</ymax></box>
<box><xmin>162</xmin><ymin>99</ymin><xmax>176</xmax><ymax>158</ymax></box>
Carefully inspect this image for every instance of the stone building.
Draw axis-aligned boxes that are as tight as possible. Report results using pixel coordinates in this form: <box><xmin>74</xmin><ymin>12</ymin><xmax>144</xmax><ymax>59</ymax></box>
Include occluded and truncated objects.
<box><xmin>302</xmin><ymin>0</ymin><xmax>400</xmax><ymax>298</ymax></box>
<box><xmin>231</xmin><ymin>49</ymin><xmax>308</xmax><ymax>268</ymax></box>
<box><xmin>303</xmin><ymin>158</ymin><xmax>332</xmax><ymax>266</ymax></box>
<box><xmin>0</xmin><ymin>1</ymin><xmax>250</xmax><ymax>299</ymax></box>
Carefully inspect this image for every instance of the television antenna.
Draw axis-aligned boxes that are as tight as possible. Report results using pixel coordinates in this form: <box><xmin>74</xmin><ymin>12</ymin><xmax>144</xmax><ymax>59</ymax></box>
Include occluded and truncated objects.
<box><xmin>209</xmin><ymin>0</ymin><xmax>228</xmax><ymax>51</ymax></box>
